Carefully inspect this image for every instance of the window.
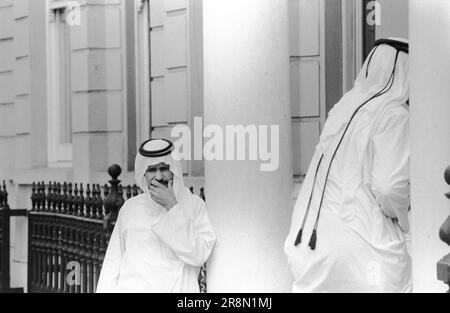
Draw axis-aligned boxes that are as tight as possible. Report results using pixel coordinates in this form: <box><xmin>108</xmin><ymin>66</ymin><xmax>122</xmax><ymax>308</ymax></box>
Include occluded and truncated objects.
<box><xmin>342</xmin><ymin>0</ymin><xmax>364</xmax><ymax>93</ymax></box>
<box><xmin>136</xmin><ymin>0</ymin><xmax>151</xmax><ymax>148</ymax></box>
<box><xmin>47</xmin><ymin>2</ymin><xmax>73</xmax><ymax>167</ymax></box>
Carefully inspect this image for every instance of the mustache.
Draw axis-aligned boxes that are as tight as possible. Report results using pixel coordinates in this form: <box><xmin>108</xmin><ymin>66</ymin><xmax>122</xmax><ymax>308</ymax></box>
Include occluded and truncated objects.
<box><xmin>152</xmin><ymin>178</ymin><xmax>170</xmax><ymax>187</ymax></box>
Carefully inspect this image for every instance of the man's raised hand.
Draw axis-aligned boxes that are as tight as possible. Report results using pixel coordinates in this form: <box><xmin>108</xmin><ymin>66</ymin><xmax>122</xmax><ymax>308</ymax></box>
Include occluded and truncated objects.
<box><xmin>149</xmin><ymin>179</ymin><xmax>177</xmax><ymax>211</ymax></box>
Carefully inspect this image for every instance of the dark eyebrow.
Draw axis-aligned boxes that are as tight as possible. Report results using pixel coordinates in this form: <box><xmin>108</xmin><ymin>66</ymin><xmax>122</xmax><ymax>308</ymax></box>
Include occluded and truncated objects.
<box><xmin>146</xmin><ymin>163</ymin><xmax>170</xmax><ymax>171</ymax></box>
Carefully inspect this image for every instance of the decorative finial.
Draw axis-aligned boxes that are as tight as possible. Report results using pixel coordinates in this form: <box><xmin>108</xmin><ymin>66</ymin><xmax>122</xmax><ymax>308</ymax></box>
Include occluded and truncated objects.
<box><xmin>108</xmin><ymin>164</ymin><xmax>122</xmax><ymax>181</ymax></box>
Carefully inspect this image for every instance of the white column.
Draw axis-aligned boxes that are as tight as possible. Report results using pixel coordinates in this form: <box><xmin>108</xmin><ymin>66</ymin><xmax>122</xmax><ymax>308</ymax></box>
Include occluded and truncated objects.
<box><xmin>410</xmin><ymin>0</ymin><xmax>450</xmax><ymax>292</ymax></box>
<box><xmin>203</xmin><ymin>0</ymin><xmax>293</xmax><ymax>292</ymax></box>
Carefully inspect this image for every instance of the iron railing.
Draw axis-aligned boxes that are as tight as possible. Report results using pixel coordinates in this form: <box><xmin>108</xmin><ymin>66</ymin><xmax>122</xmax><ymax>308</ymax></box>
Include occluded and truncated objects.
<box><xmin>438</xmin><ymin>166</ymin><xmax>450</xmax><ymax>292</ymax></box>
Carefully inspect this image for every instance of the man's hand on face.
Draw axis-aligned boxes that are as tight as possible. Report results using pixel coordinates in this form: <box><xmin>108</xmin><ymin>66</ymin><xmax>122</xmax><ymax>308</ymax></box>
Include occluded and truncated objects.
<box><xmin>149</xmin><ymin>179</ymin><xmax>178</xmax><ymax>211</ymax></box>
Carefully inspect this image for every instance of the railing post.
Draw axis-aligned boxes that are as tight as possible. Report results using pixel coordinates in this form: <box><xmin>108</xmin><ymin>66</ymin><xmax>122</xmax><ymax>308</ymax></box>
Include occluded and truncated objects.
<box><xmin>0</xmin><ymin>181</ymin><xmax>10</xmax><ymax>292</ymax></box>
<box><xmin>438</xmin><ymin>166</ymin><xmax>450</xmax><ymax>292</ymax></box>
<box><xmin>103</xmin><ymin>165</ymin><xmax>124</xmax><ymax>235</ymax></box>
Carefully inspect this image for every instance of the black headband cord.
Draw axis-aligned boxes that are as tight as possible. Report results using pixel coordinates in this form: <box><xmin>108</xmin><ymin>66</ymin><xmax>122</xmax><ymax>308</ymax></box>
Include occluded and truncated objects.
<box><xmin>139</xmin><ymin>138</ymin><xmax>174</xmax><ymax>158</ymax></box>
<box><xmin>365</xmin><ymin>45</ymin><xmax>379</xmax><ymax>78</ymax></box>
<box><xmin>294</xmin><ymin>49</ymin><xmax>402</xmax><ymax>250</ymax></box>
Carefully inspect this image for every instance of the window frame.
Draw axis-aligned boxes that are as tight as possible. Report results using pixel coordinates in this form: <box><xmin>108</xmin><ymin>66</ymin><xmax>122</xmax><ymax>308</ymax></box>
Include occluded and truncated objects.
<box><xmin>47</xmin><ymin>0</ymin><xmax>74</xmax><ymax>168</ymax></box>
<box><xmin>341</xmin><ymin>0</ymin><xmax>365</xmax><ymax>94</ymax></box>
<box><xmin>135</xmin><ymin>0</ymin><xmax>152</xmax><ymax>154</ymax></box>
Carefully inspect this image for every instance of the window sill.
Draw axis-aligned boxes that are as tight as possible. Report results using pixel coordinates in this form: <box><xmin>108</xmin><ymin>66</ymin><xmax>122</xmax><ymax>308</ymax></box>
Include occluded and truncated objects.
<box><xmin>13</xmin><ymin>167</ymin><xmax>73</xmax><ymax>186</ymax></box>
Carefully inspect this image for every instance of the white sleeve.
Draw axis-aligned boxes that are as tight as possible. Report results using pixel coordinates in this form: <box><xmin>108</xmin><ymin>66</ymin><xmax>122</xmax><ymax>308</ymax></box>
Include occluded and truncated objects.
<box><xmin>151</xmin><ymin>197</ymin><xmax>216</xmax><ymax>267</ymax></box>
<box><xmin>371</xmin><ymin>107</ymin><xmax>410</xmax><ymax>232</ymax></box>
<box><xmin>96</xmin><ymin>213</ymin><xmax>124</xmax><ymax>293</ymax></box>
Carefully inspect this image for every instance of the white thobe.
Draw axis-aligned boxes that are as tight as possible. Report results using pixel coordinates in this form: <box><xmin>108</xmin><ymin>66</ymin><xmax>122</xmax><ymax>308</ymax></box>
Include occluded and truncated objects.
<box><xmin>96</xmin><ymin>192</ymin><xmax>216</xmax><ymax>293</ymax></box>
<box><xmin>285</xmin><ymin>105</ymin><xmax>412</xmax><ymax>293</ymax></box>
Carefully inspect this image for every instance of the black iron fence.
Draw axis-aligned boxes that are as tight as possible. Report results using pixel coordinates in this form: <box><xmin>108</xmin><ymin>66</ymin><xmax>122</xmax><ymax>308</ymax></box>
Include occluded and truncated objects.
<box><xmin>0</xmin><ymin>181</ymin><xmax>26</xmax><ymax>293</ymax></box>
<box><xmin>0</xmin><ymin>181</ymin><xmax>9</xmax><ymax>292</ymax></box>
<box><xmin>2</xmin><ymin>164</ymin><xmax>207</xmax><ymax>293</ymax></box>
<box><xmin>438</xmin><ymin>166</ymin><xmax>450</xmax><ymax>292</ymax></box>
<box><xmin>27</xmin><ymin>183</ymin><xmax>128</xmax><ymax>293</ymax></box>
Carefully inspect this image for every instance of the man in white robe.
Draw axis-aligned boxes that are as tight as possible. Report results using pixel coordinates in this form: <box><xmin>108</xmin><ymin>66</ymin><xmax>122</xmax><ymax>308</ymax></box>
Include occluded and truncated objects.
<box><xmin>285</xmin><ymin>39</ymin><xmax>411</xmax><ymax>292</ymax></box>
<box><xmin>97</xmin><ymin>139</ymin><xmax>216</xmax><ymax>293</ymax></box>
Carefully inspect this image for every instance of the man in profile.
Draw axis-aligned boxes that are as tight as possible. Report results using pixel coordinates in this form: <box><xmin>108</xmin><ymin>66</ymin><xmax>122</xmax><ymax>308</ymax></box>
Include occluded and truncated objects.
<box><xmin>97</xmin><ymin>139</ymin><xmax>216</xmax><ymax>293</ymax></box>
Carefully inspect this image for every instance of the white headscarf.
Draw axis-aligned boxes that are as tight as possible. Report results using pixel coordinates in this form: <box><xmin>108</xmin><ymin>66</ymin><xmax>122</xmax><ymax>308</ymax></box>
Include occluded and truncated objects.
<box><xmin>134</xmin><ymin>140</ymin><xmax>190</xmax><ymax>206</ymax></box>
<box><xmin>286</xmin><ymin>39</ymin><xmax>410</xmax><ymax>249</ymax></box>
<box><xmin>318</xmin><ymin>38</ymin><xmax>409</xmax><ymax>153</ymax></box>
